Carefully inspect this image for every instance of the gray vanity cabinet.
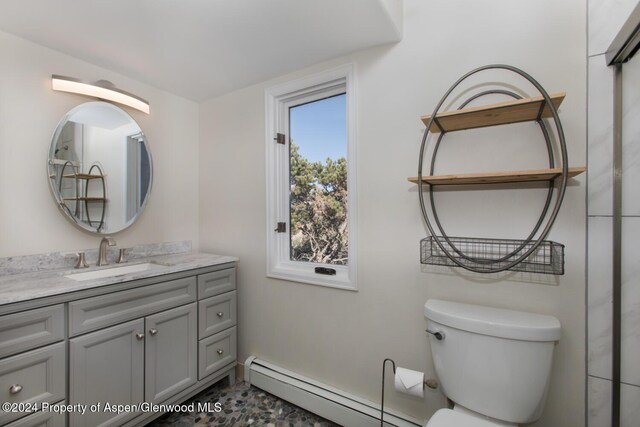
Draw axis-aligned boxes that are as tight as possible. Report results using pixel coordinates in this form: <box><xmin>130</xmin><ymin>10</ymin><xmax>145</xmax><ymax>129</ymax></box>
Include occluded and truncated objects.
<box><xmin>69</xmin><ymin>320</ymin><xmax>145</xmax><ymax>427</ymax></box>
<box><xmin>0</xmin><ymin>261</ymin><xmax>237</xmax><ymax>427</ymax></box>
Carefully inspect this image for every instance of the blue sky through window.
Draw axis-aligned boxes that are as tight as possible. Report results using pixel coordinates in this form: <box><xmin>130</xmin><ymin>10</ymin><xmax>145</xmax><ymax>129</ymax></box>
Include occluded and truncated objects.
<box><xmin>289</xmin><ymin>93</ymin><xmax>346</xmax><ymax>163</ymax></box>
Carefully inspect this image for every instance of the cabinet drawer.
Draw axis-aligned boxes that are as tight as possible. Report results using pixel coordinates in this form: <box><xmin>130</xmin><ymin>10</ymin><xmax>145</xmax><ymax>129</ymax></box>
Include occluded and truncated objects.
<box><xmin>5</xmin><ymin>402</ymin><xmax>66</xmax><ymax>427</ymax></box>
<box><xmin>198</xmin><ymin>326</ymin><xmax>236</xmax><ymax>380</ymax></box>
<box><xmin>198</xmin><ymin>291</ymin><xmax>237</xmax><ymax>338</ymax></box>
<box><xmin>69</xmin><ymin>276</ymin><xmax>197</xmax><ymax>336</ymax></box>
<box><xmin>0</xmin><ymin>305</ymin><xmax>64</xmax><ymax>358</ymax></box>
<box><xmin>0</xmin><ymin>343</ymin><xmax>66</xmax><ymax>425</ymax></box>
<box><xmin>198</xmin><ymin>268</ymin><xmax>236</xmax><ymax>299</ymax></box>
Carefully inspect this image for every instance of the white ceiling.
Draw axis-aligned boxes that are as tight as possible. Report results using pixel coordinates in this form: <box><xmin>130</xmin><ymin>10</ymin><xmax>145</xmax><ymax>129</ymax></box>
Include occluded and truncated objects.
<box><xmin>0</xmin><ymin>0</ymin><xmax>402</xmax><ymax>101</ymax></box>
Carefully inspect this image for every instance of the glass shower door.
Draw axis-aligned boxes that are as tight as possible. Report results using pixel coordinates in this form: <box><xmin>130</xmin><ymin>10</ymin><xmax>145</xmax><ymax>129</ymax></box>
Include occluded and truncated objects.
<box><xmin>619</xmin><ymin>47</ymin><xmax>640</xmax><ymax>427</ymax></box>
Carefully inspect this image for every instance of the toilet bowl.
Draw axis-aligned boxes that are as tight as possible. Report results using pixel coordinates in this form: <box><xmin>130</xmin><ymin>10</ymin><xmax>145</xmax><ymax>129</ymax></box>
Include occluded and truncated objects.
<box><xmin>423</xmin><ymin>299</ymin><xmax>561</xmax><ymax>426</ymax></box>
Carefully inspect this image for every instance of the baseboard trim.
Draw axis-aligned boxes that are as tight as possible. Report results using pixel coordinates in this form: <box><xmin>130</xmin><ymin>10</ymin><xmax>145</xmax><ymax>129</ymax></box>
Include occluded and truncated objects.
<box><xmin>245</xmin><ymin>356</ymin><xmax>423</xmax><ymax>427</ymax></box>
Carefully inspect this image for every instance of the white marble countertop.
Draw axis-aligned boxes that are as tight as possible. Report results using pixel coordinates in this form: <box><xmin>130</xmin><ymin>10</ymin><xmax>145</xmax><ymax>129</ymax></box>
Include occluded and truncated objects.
<box><xmin>0</xmin><ymin>252</ymin><xmax>238</xmax><ymax>306</ymax></box>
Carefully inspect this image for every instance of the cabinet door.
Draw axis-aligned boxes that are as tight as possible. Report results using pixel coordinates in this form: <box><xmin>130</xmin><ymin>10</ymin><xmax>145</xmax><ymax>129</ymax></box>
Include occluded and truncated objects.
<box><xmin>69</xmin><ymin>319</ymin><xmax>144</xmax><ymax>427</ymax></box>
<box><xmin>145</xmin><ymin>303</ymin><xmax>197</xmax><ymax>403</ymax></box>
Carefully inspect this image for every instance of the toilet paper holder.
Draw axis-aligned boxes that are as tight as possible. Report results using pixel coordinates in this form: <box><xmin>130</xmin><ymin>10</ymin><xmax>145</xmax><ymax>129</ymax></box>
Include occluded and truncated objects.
<box><xmin>380</xmin><ymin>358</ymin><xmax>438</xmax><ymax>426</ymax></box>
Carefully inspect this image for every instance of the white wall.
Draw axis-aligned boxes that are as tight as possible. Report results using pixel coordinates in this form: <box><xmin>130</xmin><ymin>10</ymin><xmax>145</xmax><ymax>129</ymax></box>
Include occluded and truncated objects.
<box><xmin>0</xmin><ymin>30</ymin><xmax>200</xmax><ymax>257</ymax></box>
<box><xmin>199</xmin><ymin>1</ymin><xmax>586</xmax><ymax>425</ymax></box>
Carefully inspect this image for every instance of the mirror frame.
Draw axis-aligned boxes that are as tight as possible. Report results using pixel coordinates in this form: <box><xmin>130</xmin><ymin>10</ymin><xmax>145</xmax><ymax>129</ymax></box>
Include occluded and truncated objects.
<box><xmin>47</xmin><ymin>101</ymin><xmax>153</xmax><ymax>235</ymax></box>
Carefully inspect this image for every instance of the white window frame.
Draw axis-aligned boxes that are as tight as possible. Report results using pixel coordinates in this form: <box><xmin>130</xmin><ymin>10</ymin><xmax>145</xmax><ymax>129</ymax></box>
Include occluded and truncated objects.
<box><xmin>265</xmin><ymin>64</ymin><xmax>357</xmax><ymax>291</ymax></box>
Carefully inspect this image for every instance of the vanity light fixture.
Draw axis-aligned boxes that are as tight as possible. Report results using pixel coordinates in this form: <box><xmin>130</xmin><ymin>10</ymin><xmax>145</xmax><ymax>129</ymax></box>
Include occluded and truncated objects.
<box><xmin>51</xmin><ymin>75</ymin><xmax>150</xmax><ymax>114</ymax></box>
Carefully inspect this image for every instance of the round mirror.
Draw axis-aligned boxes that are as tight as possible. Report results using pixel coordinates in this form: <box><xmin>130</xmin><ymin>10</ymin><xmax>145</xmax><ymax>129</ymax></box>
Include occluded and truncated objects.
<box><xmin>47</xmin><ymin>102</ymin><xmax>152</xmax><ymax>234</ymax></box>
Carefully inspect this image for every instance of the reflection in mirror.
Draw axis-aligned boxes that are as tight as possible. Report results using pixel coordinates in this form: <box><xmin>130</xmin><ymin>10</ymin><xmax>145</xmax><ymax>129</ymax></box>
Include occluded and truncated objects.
<box><xmin>48</xmin><ymin>102</ymin><xmax>152</xmax><ymax>234</ymax></box>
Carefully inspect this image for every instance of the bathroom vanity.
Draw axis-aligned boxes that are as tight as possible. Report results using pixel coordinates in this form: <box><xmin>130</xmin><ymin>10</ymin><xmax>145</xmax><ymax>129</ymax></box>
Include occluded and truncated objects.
<box><xmin>0</xmin><ymin>61</ymin><xmax>239</xmax><ymax>427</ymax></box>
<box><xmin>0</xmin><ymin>252</ymin><xmax>238</xmax><ymax>427</ymax></box>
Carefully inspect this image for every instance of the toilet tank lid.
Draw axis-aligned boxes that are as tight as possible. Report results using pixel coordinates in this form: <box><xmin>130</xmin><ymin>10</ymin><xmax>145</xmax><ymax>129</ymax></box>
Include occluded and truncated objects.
<box><xmin>424</xmin><ymin>299</ymin><xmax>561</xmax><ymax>342</ymax></box>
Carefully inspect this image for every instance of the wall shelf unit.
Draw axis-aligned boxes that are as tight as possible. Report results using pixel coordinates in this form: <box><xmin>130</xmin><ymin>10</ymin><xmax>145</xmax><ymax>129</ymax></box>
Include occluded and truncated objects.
<box><xmin>420</xmin><ymin>92</ymin><xmax>566</xmax><ymax>133</ymax></box>
<box><xmin>62</xmin><ymin>173</ymin><xmax>103</xmax><ymax>180</ymax></box>
<box><xmin>63</xmin><ymin>197</ymin><xmax>107</xmax><ymax>202</ymax></box>
<box><xmin>408</xmin><ymin>166</ymin><xmax>586</xmax><ymax>186</ymax></box>
<box><xmin>57</xmin><ymin>162</ymin><xmax>107</xmax><ymax>232</ymax></box>
<box><xmin>413</xmin><ymin>64</ymin><xmax>586</xmax><ymax>275</ymax></box>
<box><xmin>421</xmin><ymin>236</ymin><xmax>565</xmax><ymax>275</ymax></box>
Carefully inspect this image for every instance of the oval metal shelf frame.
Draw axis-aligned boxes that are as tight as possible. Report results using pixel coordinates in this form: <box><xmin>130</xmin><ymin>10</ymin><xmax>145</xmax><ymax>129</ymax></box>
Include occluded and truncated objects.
<box><xmin>417</xmin><ymin>64</ymin><xmax>569</xmax><ymax>273</ymax></box>
<box><xmin>57</xmin><ymin>162</ymin><xmax>106</xmax><ymax>233</ymax></box>
<box><xmin>84</xmin><ymin>164</ymin><xmax>106</xmax><ymax>233</ymax></box>
<box><xmin>428</xmin><ymin>90</ymin><xmax>555</xmax><ymax>265</ymax></box>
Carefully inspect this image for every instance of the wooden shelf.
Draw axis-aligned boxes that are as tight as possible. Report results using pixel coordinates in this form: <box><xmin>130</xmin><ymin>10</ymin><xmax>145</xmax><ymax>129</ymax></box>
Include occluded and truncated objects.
<box><xmin>408</xmin><ymin>166</ymin><xmax>586</xmax><ymax>185</ymax></box>
<box><xmin>421</xmin><ymin>92</ymin><xmax>566</xmax><ymax>133</ymax></box>
<box><xmin>63</xmin><ymin>197</ymin><xmax>106</xmax><ymax>202</ymax></box>
<box><xmin>62</xmin><ymin>174</ymin><xmax>103</xmax><ymax>180</ymax></box>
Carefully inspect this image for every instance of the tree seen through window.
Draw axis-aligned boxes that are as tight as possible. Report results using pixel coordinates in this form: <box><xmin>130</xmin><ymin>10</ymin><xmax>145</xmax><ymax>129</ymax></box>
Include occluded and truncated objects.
<box><xmin>289</xmin><ymin>93</ymin><xmax>348</xmax><ymax>265</ymax></box>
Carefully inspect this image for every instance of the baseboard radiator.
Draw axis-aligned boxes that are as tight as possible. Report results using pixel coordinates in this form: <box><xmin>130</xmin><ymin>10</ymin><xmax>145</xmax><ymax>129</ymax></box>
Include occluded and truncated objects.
<box><xmin>244</xmin><ymin>356</ymin><xmax>423</xmax><ymax>427</ymax></box>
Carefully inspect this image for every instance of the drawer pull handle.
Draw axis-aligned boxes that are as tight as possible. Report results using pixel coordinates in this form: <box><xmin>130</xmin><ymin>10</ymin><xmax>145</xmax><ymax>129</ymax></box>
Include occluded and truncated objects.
<box><xmin>149</xmin><ymin>328</ymin><xmax>158</xmax><ymax>336</ymax></box>
<box><xmin>9</xmin><ymin>384</ymin><xmax>23</xmax><ymax>394</ymax></box>
<box><xmin>216</xmin><ymin>312</ymin><xmax>224</xmax><ymax>318</ymax></box>
<box><xmin>136</xmin><ymin>333</ymin><xmax>145</xmax><ymax>340</ymax></box>
<box><xmin>217</xmin><ymin>349</ymin><xmax>224</xmax><ymax>355</ymax></box>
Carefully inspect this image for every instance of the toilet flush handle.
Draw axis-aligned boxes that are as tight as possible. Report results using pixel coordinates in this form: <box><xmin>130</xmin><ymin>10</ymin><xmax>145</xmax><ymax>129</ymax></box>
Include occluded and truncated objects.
<box><xmin>426</xmin><ymin>329</ymin><xmax>445</xmax><ymax>341</ymax></box>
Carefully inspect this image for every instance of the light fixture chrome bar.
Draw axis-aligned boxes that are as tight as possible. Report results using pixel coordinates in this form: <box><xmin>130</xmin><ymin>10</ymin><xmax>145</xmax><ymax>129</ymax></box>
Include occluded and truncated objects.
<box><xmin>51</xmin><ymin>75</ymin><xmax>150</xmax><ymax>114</ymax></box>
<box><xmin>606</xmin><ymin>1</ymin><xmax>640</xmax><ymax>65</ymax></box>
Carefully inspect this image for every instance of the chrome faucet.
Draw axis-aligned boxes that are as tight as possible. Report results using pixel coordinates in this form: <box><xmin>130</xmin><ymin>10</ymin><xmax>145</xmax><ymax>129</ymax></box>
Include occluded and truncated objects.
<box><xmin>97</xmin><ymin>237</ymin><xmax>116</xmax><ymax>266</ymax></box>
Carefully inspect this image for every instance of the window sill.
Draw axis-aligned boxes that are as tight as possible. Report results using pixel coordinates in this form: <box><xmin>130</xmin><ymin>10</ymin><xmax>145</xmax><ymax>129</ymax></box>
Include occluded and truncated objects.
<box><xmin>267</xmin><ymin>264</ymin><xmax>357</xmax><ymax>291</ymax></box>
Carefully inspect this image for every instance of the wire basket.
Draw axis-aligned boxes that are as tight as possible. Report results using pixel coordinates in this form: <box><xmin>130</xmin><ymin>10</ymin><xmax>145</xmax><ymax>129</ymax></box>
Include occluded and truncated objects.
<box><xmin>421</xmin><ymin>236</ymin><xmax>565</xmax><ymax>275</ymax></box>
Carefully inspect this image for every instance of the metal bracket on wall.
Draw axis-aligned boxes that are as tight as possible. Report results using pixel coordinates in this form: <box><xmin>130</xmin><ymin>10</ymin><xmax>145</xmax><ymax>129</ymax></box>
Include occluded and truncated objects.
<box><xmin>274</xmin><ymin>133</ymin><xmax>286</xmax><ymax>145</ymax></box>
<box><xmin>275</xmin><ymin>222</ymin><xmax>286</xmax><ymax>233</ymax></box>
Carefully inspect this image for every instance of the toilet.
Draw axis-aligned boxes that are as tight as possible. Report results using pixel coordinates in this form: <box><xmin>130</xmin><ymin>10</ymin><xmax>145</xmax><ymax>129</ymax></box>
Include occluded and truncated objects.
<box><xmin>423</xmin><ymin>299</ymin><xmax>561</xmax><ymax>427</ymax></box>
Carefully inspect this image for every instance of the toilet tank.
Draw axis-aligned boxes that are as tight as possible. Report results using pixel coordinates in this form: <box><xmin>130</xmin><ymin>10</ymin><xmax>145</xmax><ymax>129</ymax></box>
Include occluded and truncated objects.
<box><xmin>424</xmin><ymin>299</ymin><xmax>561</xmax><ymax>424</ymax></box>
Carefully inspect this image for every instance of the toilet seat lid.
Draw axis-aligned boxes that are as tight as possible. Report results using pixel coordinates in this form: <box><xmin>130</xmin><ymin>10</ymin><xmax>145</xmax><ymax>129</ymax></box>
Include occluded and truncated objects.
<box><xmin>426</xmin><ymin>409</ymin><xmax>505</xmax><ymax>427</ymax></box>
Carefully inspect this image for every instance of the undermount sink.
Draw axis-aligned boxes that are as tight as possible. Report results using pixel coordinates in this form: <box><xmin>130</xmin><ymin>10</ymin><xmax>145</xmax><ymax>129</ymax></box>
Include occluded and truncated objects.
<box><xmin>65</xmin><ymin>262</ymin><xmax>162</xmax><ymax>281</ymax></box>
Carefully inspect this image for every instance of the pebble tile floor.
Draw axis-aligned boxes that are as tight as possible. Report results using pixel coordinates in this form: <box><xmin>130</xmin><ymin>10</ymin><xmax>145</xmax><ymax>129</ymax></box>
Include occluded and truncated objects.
<box><xmin>147</xmin><ymin>380</ymin><xmax>340</xmax><ymax>427</ymax></box>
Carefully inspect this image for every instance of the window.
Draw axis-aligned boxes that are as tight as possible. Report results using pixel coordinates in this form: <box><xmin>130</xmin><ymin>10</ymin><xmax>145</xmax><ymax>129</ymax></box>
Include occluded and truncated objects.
<box><xmin>266</xmin><ymin>65</ymin><xmax>357</xmax><ymax>290</ymax></box>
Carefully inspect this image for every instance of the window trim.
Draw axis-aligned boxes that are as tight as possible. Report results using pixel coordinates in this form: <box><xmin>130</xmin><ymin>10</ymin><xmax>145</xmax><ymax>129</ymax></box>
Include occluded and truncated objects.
<box><xmin>265</xmin><ymin>64</ymin><xmax>357</xmax><ymax>291</ymax></box>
